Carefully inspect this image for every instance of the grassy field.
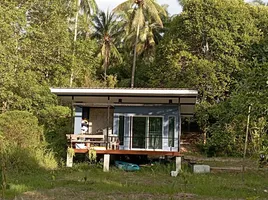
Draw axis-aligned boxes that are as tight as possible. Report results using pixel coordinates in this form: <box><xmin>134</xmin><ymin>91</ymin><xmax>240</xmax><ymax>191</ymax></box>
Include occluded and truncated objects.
<box><xmin>2</xmin><ymin>158</ymin><xmax>268</xmax><ymax>200</ymax></box>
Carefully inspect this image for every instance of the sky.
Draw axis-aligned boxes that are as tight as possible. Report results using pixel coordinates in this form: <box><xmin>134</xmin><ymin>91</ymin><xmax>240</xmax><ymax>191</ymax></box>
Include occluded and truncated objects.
<box><xmin>97</xmin><ymin>0</ymin><xmax>182</xmax><ymax>16</ymax></box>
<box><xmin>97</xmin><ymin>0</ymin><xmax>268</xmax><ymax>16</ymax></box>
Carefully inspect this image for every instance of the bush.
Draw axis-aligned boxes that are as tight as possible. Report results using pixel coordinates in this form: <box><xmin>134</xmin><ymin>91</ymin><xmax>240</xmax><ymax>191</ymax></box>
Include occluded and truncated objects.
<box><xmin>38</xmin><ymin>106</ymin><xmax>72</xmax><ymax>160</ymax></box>
<box><xmin>0</xmin><ymin>110</ymin><xmax>58</xmax><ymax>171</ymax></box>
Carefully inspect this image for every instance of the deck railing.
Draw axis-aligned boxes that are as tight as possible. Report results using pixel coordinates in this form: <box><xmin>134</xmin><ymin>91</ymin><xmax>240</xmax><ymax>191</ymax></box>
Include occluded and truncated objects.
<box><xmin>66</xmin><ymin>134</ymin><xmax>178</xmax><ymax>151</ymax></box>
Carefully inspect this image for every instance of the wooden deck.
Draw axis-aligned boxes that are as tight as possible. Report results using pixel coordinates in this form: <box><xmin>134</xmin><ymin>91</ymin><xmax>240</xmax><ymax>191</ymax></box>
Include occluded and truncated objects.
<box><xmin>74</xmin><ymin>149</ymin><xmax>182</xmax><ymax>156</ymax></box>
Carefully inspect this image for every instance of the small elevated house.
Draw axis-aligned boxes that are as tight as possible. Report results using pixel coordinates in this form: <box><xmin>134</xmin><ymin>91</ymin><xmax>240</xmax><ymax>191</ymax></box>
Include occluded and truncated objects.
<box><xmin>51</xmin><ymin>88</ymin><xmax>198</xmax><ymax>173</ymax></box>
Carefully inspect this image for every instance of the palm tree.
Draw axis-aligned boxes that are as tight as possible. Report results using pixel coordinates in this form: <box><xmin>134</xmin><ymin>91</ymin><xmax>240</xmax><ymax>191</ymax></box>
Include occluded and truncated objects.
<box><xmin>70</xmin><ymin>0</ymin><xmax>98</xmax><ymax>87</ymax></box>
<box><xmin>73</xmin><ymin>0</ymin><xmax>98</xmax><ymax>41</ymax></box>
<box><xmin>126</xmin><ymin>21</ymin><xmax>164</xmax><ymax>58</ymax></box>
<box><xmin>114</xmin><ymin>0</ymin><xmax>166</xmax><ymax>88</ymax></box>
<box><xmin>92</xmin><ymin>11</ymin><xmax>123</xmax><ymax>78</ymax></box>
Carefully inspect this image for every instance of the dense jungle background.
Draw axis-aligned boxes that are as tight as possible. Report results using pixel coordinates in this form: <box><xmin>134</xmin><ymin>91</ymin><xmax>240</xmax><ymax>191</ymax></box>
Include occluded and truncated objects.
<box><xmin>0</xmin><ymin>0</ymin><xmax>267</xmax><ymax>173</ymax></box>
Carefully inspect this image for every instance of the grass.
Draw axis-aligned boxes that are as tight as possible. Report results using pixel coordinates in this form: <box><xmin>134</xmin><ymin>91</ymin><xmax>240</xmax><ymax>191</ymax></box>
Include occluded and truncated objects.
<box><xmin>1</xmin><ymin>160</ymin><xmax>268</xmax><ymax>200</ymax></box>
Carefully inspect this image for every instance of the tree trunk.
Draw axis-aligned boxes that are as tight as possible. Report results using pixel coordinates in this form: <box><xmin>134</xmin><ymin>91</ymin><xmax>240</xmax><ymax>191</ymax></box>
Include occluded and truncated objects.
<box><xmin>74</xmin><ymin>0</ymin><xmax>79</xmax><ymax>43</ymax></box>
<box><xmin>131</xmin><ymin>24</ymin><xmax>140</xmax><ymax>88</ymax></box>
<box><xmin>104</xmin><ymin>45</ymin><xmax>108</xmax><ymax>79</ymax></box>
<box><xmin>1</xmin><ymin>101</ymin><xmax>8</xmax><ymax>113</ymax></box>
<box><xmin>70</xmin><ymin>0</ymin><xmax>80</xmax><ymax>87</ymax></box>
<box><xmin>203</xmin><ymin>131</ymin><xmax>207</xmax><ymax>144</ymax></box>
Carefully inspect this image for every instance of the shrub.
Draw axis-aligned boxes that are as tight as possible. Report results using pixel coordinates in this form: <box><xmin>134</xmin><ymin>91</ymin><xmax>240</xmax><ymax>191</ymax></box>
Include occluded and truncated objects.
<box><xmin>0</xmin><ymin>111</ymin><xmax>58</xmax><ymax>171</ymax></box>
<box><xmin>38</xmin><ymin>106</ymin><xmax>72</xmax><ymax>160</ymax></box>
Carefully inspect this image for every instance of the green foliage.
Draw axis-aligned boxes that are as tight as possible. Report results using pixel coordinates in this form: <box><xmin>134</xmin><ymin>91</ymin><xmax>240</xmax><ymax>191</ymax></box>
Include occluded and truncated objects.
<box><xmin>0</xmin><ymin>111</ymin><xmax>58</xmax><ymax>171</ymax></box>
<box><xmin>197</xmin><ymin>63</ymin><xmax>268</xmax><ymax>156</ymax></box>
<box><xmin>149</xmin><ymin>0</ymin><xmax>260</xmax><ymax>102</ymax></box>
<box><xmin>67</xmin><ymin>147</ymin><xmax>75</xmax><ymax>158</ymax></box>
<box><xmin>39</xmin><ymin>106</ymin><xmax>72</xmax><ymax>160</ymax></box>
<box><xmin>88</xmin><ymin>148</ymin><xmax>97</xmax><ymax>163</ymax></box>
<box><xmin>92</xmin><ymin>10</ymin><xmax>123</xmax><ymax>77</ymax></box>
<box><xmin>0</xmin><ymin>111</ymin><xmax>43</xmax><ymax>149</ymax></box>
<box><xmin>0</xmin><ymin>0</ymin><xmax>268</xmax><ymax>161</ymax></box>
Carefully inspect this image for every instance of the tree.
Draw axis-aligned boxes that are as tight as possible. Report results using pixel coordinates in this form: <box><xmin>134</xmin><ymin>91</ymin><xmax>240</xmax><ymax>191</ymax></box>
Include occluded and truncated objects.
<box><xmin>125</xmin><ymin>20</ymin><xmax>164</xmax><ymax>59</ymax></box>
<box><xmin>114</xmin><ymin>0</ymin><xmax>166</xmax><ymax>88</ymax></box>
<box><xmin>0</xmin><ymin>1</ymin><xmax>31</xmax><ymax>113</ymax></box>
<box><xmin>69</xmin><ymin>0</ymin><xmax>98</xmax><ymax>86</ymax></box>
<box><xmin>150</xmin><ymin>0</ymin><xmax>260</xmax><ymax>101</ymax></box>
<box><xmin>92</xmin><ymin>11</ymin><xmax>123</xmax><ymax>78</ymax></box>
<box><xmin>26</xmin><ymin>0</ymin><xmax>72</xmax><ymax>87</ymax></box>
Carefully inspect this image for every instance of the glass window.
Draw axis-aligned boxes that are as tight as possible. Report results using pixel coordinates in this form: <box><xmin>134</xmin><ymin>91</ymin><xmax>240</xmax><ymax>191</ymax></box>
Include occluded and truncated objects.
<box><xmin>168</xmin><ymin>117</ymin><xmax>175</xmax><ymax>147</ymax></box>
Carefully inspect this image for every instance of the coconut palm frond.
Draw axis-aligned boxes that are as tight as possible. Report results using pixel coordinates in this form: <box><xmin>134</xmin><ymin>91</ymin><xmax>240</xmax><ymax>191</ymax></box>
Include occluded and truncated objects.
<box><xmin>151</xmin><ymin>0</ymin><xmax>167</xmax><ymax>16</ymax></box>
<box><xmin>132</xmin><ymin>7</ymin><xmax>144</xmax><ymax>29</ymax></box>
<box><xmin>110</xmin><ymin>44</ymin><xmax>123</xmax><ymax>63</ymax></box>
<box><xmin>88</xmin><ymin>0</ymin><xmax>98</xmax><ymax>14</ymax></box>
<box><xmin>144</xmin><ymin>0</ymin><xmax>163</xmax><ymax>27</ymax></box>
<box><xmin>113</xmin><ymin>1</ymin><xmax>133</xmax><ymax>13</ymax></box>
<box><xmin>80</xmin><ymin>0</ymin><xmax>98</xmax><ymax>16</ymax></box>
<box><xmin>136</xmin><ymin>43</ymin><xmax>145</xmax><ymax>55</ymax></box>
<box><xmin>91</xmin><ymin>10</ymin><xmax>123</xmax><ymax>73</ymax></box>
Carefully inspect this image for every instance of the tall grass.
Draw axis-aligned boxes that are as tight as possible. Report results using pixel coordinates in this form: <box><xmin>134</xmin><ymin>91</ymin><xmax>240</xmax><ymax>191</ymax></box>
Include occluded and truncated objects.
<box><xmin>1</xmin><ymin>161</ymin><xmax>268</xmax><ymax>199</ymax></box>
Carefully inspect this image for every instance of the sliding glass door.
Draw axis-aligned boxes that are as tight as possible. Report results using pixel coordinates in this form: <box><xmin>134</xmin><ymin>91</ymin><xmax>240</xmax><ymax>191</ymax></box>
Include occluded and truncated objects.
<box><xmin>132</xmin><ymin>117</ymin><xmax>146</xmax><ymax>148</ymax></box>
<box><xmin>148</xmin><ymin>117</ymin><xmax>162</xmax><ymax>149</ymax></box>
<box><xmin>132</xmin><ymin>116</ymin><xmax>162</xmax><ymax>149</ymax></box>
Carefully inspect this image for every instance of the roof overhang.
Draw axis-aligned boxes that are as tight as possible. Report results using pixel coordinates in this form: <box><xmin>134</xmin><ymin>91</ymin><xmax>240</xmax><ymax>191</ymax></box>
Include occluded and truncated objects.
<box><xmin>50</xmin><ymin>88</ymin><xmax>198</xmax><ymax>117</ymax></box>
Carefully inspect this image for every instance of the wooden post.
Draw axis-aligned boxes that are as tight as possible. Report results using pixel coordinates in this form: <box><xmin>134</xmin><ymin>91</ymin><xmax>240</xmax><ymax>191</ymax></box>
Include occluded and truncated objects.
<box><xmin>106</xmin><ymin>96</ymin><xmax>110</xmax><ymax>150</ymax></box>
<box><xmin>242</xmin><ymin>105</ymin><xmax>251</xmax><ymax>174</ymax></box>
<box><xmin>71</xmin><ymin>96</ymin><xmax>74</xmax><ymax>132</ymax></box>
<box><xmin>103</xmin><ymin>154</ymin><xmax>110</xmax><ymax>172</ymax></box>
<box><xmin>243</xmin><ymin>105</ymin><xmax>251</xmax><ymax>160</ymax></box>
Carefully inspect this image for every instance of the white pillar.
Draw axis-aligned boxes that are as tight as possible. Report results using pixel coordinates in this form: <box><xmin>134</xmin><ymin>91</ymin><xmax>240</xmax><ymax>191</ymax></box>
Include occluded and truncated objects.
<box><xmin>103</xmin><ymin>154</ymin><xmax>110</xmax><ymax>172</ymax></box>
<box><xmin>171</xmin><ymin>156</ymin><xmax>182</xmax><ymax>177</ymax></box>
<box><xmin>66</xmin><ymin>152</ymin><xmax>73</xmax><ymax>167</ymax></box>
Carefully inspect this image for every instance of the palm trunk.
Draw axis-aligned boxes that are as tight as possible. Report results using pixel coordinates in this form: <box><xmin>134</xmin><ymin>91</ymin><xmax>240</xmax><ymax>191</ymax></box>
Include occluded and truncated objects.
<box><xmin>104</xmin><ymin>46</ymin><xmax>108</xmax><ymax>79</ymax></box>
<box><xmin>70</xmin><ymin>0</ymin><xmax>80</xmax><ymax>87</ymax></box>
<box><xmin>131</xmin><ymin>24</ymin><xmax>140</xmax><ymax>88</ymax></box>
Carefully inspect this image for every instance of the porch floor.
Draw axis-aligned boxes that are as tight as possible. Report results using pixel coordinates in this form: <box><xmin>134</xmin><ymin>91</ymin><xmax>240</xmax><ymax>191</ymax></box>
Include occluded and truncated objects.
<box><xmin>74</xmin><ymin>149</ymin><xmax>182</xmax><ymax>156</ymax></box>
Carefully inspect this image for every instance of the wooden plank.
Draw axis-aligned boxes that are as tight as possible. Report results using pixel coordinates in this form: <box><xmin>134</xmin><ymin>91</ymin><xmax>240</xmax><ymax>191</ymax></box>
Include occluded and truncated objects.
<box><xmin>74</xmin><ymin>149</ymin><xmax>182</xmax><ymax>156</ymax></box>
<box><xmin>67</xmin><ymin>134</ymin><xmax>104</xmax><ymax>139</ymax></box>
<box><xmin>69</xmin><ymin>141</ymin><xmax>104</xmax><ymax>143</ymax></box>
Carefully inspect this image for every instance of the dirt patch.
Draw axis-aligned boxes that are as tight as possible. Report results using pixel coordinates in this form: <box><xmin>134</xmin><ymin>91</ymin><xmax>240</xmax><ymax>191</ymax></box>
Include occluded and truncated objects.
<box><xmin>16</xmin><ymin>188</ymin><xmax>197</xmax><ymax>200</ymax></box>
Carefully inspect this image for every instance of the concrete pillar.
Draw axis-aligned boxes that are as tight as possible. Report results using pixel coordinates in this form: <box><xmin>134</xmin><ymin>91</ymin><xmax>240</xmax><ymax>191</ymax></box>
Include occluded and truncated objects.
<box><xmin>103</xmin><ymin>154</ymin><xmax>110</xmax><ymax>172</ymax></box>
<box><xmin>66</xmin><ymin>152</ymin><xmax>73</xmax><ymax>167</ymax></box>
<box><xmin>176</xmin><ymin>156</ymin><xmax>182</xmax><ymax>171</ymax></box>
<box><xmin>171</xmin><ymin>156</ymin><xmax>182</xmax><ymax>177</ymax></box>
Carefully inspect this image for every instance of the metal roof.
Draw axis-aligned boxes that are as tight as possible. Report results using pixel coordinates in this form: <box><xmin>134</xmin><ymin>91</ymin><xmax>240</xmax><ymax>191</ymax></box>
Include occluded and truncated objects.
<box><xmin>50</xmin><ymin>88</ymin><xmax>198</xmax><ymax>117</ymax></box>
<box><xmin>50</xmin><ymin>88</ymin><xmax>198</xmax><ymax>97</ymax></box>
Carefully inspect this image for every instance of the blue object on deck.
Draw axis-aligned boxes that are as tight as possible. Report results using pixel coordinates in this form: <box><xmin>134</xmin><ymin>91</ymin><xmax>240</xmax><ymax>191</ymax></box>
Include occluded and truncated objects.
<box><xmin>115</xmin><ymin>161</ymin><xmax>140</xmax><ymax>171</ymax></box>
